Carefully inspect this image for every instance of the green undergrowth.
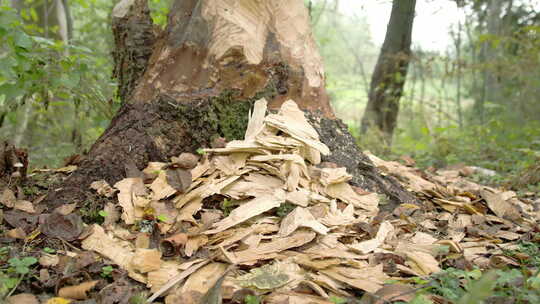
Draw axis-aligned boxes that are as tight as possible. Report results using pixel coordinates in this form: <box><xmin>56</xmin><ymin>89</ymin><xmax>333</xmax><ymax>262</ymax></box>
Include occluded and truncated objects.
<box><xmin>353</xmin><ymin>112</ymin><xmax>540</xmax><ymax>190</ymax></box>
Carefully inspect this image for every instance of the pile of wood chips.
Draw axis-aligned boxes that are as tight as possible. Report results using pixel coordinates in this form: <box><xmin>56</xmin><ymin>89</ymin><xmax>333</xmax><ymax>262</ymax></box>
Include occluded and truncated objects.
<box><xmin>83</xmin><ymin>99</ymin><xmax>539</xmax><ymax>303</ymax></box>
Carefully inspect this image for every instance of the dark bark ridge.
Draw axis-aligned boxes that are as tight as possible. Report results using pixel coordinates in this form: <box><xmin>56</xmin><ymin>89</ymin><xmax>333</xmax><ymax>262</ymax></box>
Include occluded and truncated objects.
<box><xmin>306</xmin><ymin>113</ymin><xmax>418</xmax><ymax>210</ymax></box>
<box><xmin>112</xmin><ymin>0</ymin><xmax>157</xmax><ymax>104</ymax></box>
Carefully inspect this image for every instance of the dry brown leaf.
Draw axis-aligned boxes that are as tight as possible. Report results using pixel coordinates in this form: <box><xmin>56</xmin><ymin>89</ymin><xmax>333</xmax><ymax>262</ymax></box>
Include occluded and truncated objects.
<box><xmin>130</xmin><ymin>249</ymin><xmax>162</xmax><ymax>273</ymax></box>
<box><xmin>360</xmin><ymin>284</ymin><xmax>416</xmax><ymax>304</ymax></box>
<box><xmin>7</xmin><ymin>293</ymin><xmax>39</xmax><ymax>304</ymax></box>
<box><xmin>0</xmin><ymin>189</ymin><xmax>16</xmax><ymax>208</ymax></box>
<box><xmin>114</xmin><ymin>177</ymin><xmax>146</xmax><ymax>224</ymax></box>
<box><xmin>263</xmin><ymin>292</ymin><xmax>334</xmax><ymax>304</ymax></box>
<box><xmin>166</xmin><ymin>168</ymin><xmax>192</xmax><ymax>192</ymax></box>
<box><xmin>90</xmin><ymin>180</ymin><xmax>117</xmax><ymax>197</ymax></box>
<box><xmin>102</xmin><ymin>202</ymin><xmax>120</xmax><ymax>228</ymax></box>
<box><xmin>405</xmin><ymin>251</ymin><xmax>441</xmax><ymax>275</ymax></box>
<box><xmin>6</xmin><ymin>228</ymin><xmax>26</xmax><ymax>239</ymax></box>
<box><xmin>81</xmin><ymin>225</ymin><xmax>145</xmax><ymax>283</ymax></box>
<box><xmin>348</xmin><ymin>221</ymin><xmax>394</xmax><ymax>254</ymax></box>
<box><xmin>320</xmin><ymin>265</ymin><xmax>384</xmax><ymax>293</ymax></box>
<box><xmin>410</xmin><ymin>232</ymin><xmax>438</xmax><ymax>245</ymax></box>
<box><xmin>205</xmin><ymin>190</ymin><xmax>286</xmax><ymax>234</ymax></box>
<box><xmin>58</xmin><ymin>280</ymin><xmax>98</xmax><ymax>300</ymax></box>
<box><xmin>54</xmin><ymin>203</ymin><xmax>77</xmax><ymax>215</ymax></box>
<box><xmin>293</xmin><ymin>253</ymin><xmax>342</xmax><ymax>270</ymax></box>
<box><xmin>39</xmin><ymin>253</ymin><xmax>59</xmax><ymax>267</ymax></box>
<box><xmin>481</xmin><ymin>189</ymin><xmax>521</xmax><ymax>220</ymax></box>
<box><xmin>12</xmin><ymin>200</ymin><xmax>35</xmax><ymax>213</ymax></box>
<box><xmin>279</xmin><ymin>207</ymin><xmax>328</xmax><ymax>236</ymax></box>
<box><xmin>151</xmin><ymin>171</ymin><xmax>177</xmax><ymax>200</ymax></box>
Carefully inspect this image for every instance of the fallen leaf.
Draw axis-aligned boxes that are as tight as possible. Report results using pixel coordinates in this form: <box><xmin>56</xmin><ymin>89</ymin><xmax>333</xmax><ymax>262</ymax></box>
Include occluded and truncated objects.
<box><xmin>13</xmin><ymin>200</ymin><xmax>36</xmax><ymax>213</ymax></box>
<box><xmin>41</xmin><ymin>213</ymin><xmax>83</xmax><ymax>241</ymax></box>
<box><xmin>405</xmin><ymin>251</ymin><xmax>441</xmax><ymax>275</ymax></box>
<box><xmin>58</xmin><ymin>280</ymin><xmax>98</xmax><ymax>300</ymax></box>
<box><xmin>114</xmin><ymin>177</ymin><xmax>147</xmax><ymax>224</ymax></box>
<box><xmin>39</xmin><ymin>253</ymin><xmax>60</xmax><ymax>267</ymax></box>
<box><xmin>45</xmin><ymin>298</ymin><xmax>72</xmax><ymax>304</ymax></box>
<box><xmin>6</xmin><ymin>227</ymin><xmax>26</xmax><ymax>239</ymax></box>
<box><xmin>481</xmin><ymin>190</ymin><xmax>521</xmax><ymax>220</ymax></box>
<box><xmin>166</xmin><ymin>168</ymin><xmax>192</xmax><ymax>192</ymax></box>
<box><xmin>130</xmin><ymin>249</ymin><xmax>162</xmax><ymax>273</ymax></box>
<box><xmin>54</xmin><ymin>203</ymin><xmax>77</xmax><ymax>216</ymax></box>
<box><xmin>0</xmin><ymin>189</ymin><xmax>16</xmax><ymax>208</ymax></box>
<box><xmin>359</xmin><ymin>284</ymin><xmax>415</xmax><ymax>304</ymax></box>
<box><xmin>90</xmin><ymin>180</ymin><xmax>117</xmax><ymax>197</ymax></box>
<box><xmin>7</xmin><ymin>293</ymin><xmax>39</xmax><ymax>304</ymax></box>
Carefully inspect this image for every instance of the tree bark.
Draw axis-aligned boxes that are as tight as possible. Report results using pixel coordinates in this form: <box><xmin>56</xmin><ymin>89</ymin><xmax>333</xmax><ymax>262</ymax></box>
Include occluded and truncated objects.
<box><xmin>360</xmin><ymin>0</ymin><xmax>416</xmax><ymax>144</ymax></box>
<box><xmin>47</xmin><ymin>0</ymin><xmax>417</xmax><ymax>212</ymax></box>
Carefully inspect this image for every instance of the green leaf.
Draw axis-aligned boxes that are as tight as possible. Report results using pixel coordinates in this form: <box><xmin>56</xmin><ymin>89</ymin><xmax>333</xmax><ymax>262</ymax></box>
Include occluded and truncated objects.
<box><xmin>14</xmin><ymin>31</ymin><xmax>32</xmax><ymax>49</ymax></box>
<box><xmin>98</xmin><ymin>210</ymin><xmax>108</xmax><ymax>217</ymax></box>
<box><xmin>457</xmin><ymin>271</ymin><xmax>498</xmax><ymax>304</ymax></box>
<box><xmin>157</xmin><ymin>215</ymin><xmax>168</xmax><ymax>222</ymax></box>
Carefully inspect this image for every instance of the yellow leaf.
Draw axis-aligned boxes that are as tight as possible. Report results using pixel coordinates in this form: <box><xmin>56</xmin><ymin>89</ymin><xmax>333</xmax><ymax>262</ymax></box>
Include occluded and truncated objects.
<box><xmin>46</xmin><ymin>298</ymin><xmax>72</xmax><ymax>304</ymax></box>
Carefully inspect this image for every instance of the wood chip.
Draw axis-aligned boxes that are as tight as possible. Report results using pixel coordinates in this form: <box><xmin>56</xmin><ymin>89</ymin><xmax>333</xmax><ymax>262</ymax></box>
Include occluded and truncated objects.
<box><xmin>348</xmin><ymin>221</ymin><xmax>394</xmax><ymax>254</ymax></box>
<box><xmin>279</xmin><ymin>207</ymin><xmax>328</xmax><ymax>236</ymax></box>
<box><xmin>205</xmin><ymin>190</ymin><xmax>286</xmax><ymax>234</ymax></box>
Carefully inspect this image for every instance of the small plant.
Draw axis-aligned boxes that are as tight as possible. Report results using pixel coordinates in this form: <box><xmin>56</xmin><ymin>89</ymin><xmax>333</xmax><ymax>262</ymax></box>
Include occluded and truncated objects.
<box><xmin>221</xmin><ymin>199</ymin><xmax>235</xmax><ymax>216</ymax></box>
<box><xmin>329</xmin><ymin>295</ymin><xmax>347</xmax><ymax>304</ymax></box>
<box><xmin>101</xmin><ymin>265</ymin><xmax>114</xmax><ymax>278</ymax></box>
<box><xmin>156</xmin><ymin>215</ymin><xmax>169</xmax><ymax>223</ymax></box>
<box><xmin>196</xmin><ymin>148</ymin><xmax>206</xmax><ymax>155</ymax></box>
<box><xmin>276</xmin><ymin>203</ymin><xmax>295</xmax><ymax>217</ymax></box>
<box><xmin>8</xmin><ymin>257</ymin><xmax>38</xmax><ymax>275</ymax></box>
<box><xmin>98</xmin><ymin>210</ymin><xmax>108</xmax><ymax>217</ymax></box>
<box><xmin>128</xmin><ymin>292</ymin><xmax>149</xmax><ymax>304</ymax></box>
<box><xmin>43</xmin><ymin>247</ymin><xmax>56</xmax><ymax>254</ymax></box>
<box><xmin>244</xmin><ymin>294</ymin><xmax>261</xmax><ymax>304</ymax></box>
<box><xmin>0</xmin><ymin>256</ymin><xmax>38</xmax><ymax>298</ymax></box>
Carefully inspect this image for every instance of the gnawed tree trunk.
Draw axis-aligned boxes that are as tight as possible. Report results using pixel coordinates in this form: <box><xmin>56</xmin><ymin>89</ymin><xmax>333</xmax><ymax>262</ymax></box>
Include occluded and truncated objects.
<box><xmin>47</xmin><ymin>0</ymin><xmax>417</xmax><ymax>212</ymax></box>
<box><xmin>360</xmin><ymin>0</ymin><xmax>416</xmax><ymax>144</ymax></box>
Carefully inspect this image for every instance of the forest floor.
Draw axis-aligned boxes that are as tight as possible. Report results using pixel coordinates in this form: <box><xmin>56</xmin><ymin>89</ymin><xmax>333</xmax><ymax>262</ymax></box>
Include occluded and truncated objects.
<box><xmin>1</xmin><ymin>100</ymin><xmax>539</xmax><ymax>304</ymax></box>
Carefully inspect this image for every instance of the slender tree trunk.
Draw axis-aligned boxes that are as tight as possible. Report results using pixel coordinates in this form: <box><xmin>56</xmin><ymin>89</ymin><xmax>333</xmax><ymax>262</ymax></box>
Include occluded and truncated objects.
<box><xmin>47</xmin><ymin>0</ymin><xmax>417</xmax><ymax>211</ymax></box>
<box><xmin>360</xmin><ymin>0</ymin><xmax>416</xmax><ymax>145</ymax></box>
<box><xmin>455</xmin><ymin>20</ymin><xmax>463</xmax><ymax>129</ymax></box>
<box><xmin>485</xmin><ymin>0</ymin><xmax>502</xmax><ymax>104</ymax></box>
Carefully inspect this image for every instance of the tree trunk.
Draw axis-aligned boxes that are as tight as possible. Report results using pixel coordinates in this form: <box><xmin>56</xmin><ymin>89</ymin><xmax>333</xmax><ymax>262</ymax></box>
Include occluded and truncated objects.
<box><xmin>360</xmin><ymin>0</ymin><xmax>416</xmax><ymax>144</ymax></box>
<box><xmin>47</xmin><ymin>0</ymin><xmax>417</xmax><ymax>212</ymax></box>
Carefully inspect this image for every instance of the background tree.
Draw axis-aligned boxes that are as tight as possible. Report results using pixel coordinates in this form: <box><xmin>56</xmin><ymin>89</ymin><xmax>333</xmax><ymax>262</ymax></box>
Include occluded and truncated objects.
<box><xmin>360</xmin><ymin>0</ymin><xmax>416</xmax><ymax>145</ymax></box>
